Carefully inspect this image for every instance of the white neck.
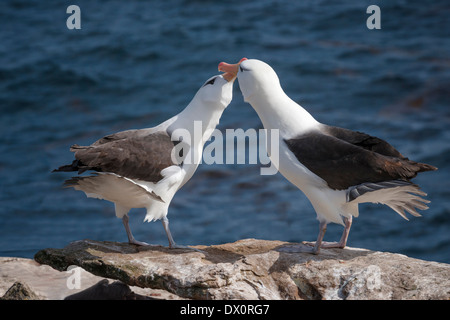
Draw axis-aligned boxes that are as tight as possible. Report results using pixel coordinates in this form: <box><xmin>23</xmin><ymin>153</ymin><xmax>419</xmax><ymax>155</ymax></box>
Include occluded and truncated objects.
<box><xmin>168</xmin><ymin>99</ymin><xmax>225</xmax><ymax>146</ymax></box>
<box><xmin>248</xmin><ymin>88</ymin><xmax>319</xmax><ymax>138</ymax></box>
<box><xmin>166</xmin><ymin>99</ymin><xmax>225</xmax><ymax>185</ymax></box>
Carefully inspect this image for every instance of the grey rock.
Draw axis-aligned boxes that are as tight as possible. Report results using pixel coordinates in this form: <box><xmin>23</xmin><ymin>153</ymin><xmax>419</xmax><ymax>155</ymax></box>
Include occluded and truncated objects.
<box><xmin>0</xmin><ymin>256</ymin><xmax>181</xmax><ymax>300</ymax></box>
<box><xmin>64</xmin><ymin>279</ymin><xmax>152</xmax><ymax>300</ymax></box>
<box><xmin>1</xmin><ymin>281</ymin><xmax>41</xmax><ymax>300</ymax></box>
<box><xmin>33</xmin><ymin>238</ymin><xmax>450</xmax><ymax>300</ymax></box>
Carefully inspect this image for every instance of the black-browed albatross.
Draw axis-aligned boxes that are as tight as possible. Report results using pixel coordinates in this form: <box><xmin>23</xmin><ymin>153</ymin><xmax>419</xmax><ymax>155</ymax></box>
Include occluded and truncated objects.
<box><xmin>219</xmin><ymin>58</ymin><xmax>437</xmax><ymax>254</ymax></box>
<box><xmin>54</xmin><ymin>71</ymin><xmax>237</xmax><ymax>248</ymax></box>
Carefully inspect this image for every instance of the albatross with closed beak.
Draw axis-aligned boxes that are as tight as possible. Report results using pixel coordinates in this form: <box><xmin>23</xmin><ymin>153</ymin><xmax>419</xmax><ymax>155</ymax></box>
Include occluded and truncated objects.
<box><xmin>219</xmin><ymin>58</ymin><xmax>437</xmax><ymax>254</ymax></box>
<box><xmin>54</xmin><ymin>71</ymin><xmax>237</xmax><ymax>248</ymax></box>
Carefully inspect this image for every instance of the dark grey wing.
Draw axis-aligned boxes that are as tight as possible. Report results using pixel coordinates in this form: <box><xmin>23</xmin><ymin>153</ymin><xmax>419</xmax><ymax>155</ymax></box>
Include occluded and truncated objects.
<box><xmin>90</xmin><ymin>129</ymin><xmax>140</xmax><ymax>146</ymax></box>
<box><xmin>284</xmin><ymin>131</ymin><xmax>431</xmax><ymax>190</ymax></box>
<box><xmin>321</xmin><ymin>125</ymin><xmax>405</xmax><ymax>158</ymax></box>
<box><xmin>69</xmin><ymin>131</ymin><xmax>182</xmax><ymax>183</ymax></box>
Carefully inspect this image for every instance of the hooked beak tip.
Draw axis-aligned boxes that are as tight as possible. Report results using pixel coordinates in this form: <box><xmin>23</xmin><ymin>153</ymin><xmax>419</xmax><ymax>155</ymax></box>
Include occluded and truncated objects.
<box><xmin>218</xmin><ymin>62</ymin><xmax>228</xmax><ymax>72</ymax></box>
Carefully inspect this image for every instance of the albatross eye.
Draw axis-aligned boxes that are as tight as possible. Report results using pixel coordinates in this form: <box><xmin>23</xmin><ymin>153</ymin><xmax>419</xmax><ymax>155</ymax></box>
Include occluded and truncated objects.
<box><xmin>239</xmin><ymin>65</ymin><xmax>250</xmax><ymax>72</ymax></box>
<box><xmin>203</xmin><ymin>77</ymin><xmax>216</xmax><ymax>87</ymax></box>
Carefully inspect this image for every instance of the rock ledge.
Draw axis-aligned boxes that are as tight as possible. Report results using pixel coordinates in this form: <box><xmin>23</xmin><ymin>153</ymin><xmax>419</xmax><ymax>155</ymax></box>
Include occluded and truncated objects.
<box><xmin>33</xmin><ymin>238</ymin><xmax>450</xmax><ymax>300</ymax></box>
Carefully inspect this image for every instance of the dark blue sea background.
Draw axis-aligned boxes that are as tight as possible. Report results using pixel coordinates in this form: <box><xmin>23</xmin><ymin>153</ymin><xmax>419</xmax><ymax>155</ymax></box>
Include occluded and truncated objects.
<box><xmin>1</xmin><ymin>0</ymin><xmax>449</xmax><ymax>263</ymax></box>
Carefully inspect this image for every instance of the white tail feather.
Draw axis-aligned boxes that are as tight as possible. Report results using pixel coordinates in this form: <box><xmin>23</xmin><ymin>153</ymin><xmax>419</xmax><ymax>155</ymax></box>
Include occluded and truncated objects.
<box><xmin>347</xmin><ymin>180</ymin><xmax>430</xmax><ymax>220</ymax></box>
<box><xmin>64</xmin><ymin>173</ymin><xmax>164</xmax><ymax>207</ymax></box>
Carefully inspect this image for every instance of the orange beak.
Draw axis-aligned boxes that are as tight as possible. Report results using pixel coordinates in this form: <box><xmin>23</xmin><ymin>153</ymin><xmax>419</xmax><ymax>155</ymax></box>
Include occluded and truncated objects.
<box><xmin>222</xmin><ymin>72</ymin><xmax>236</xmax><ymax>82</ymax></box>
<box><xmin>218</xmin><ymin>58</ymin><xmax>248</xmax><ymax>82</ymax></box>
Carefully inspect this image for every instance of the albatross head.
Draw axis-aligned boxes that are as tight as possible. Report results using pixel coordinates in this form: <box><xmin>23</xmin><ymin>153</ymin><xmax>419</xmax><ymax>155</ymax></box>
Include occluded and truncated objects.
<box><xmin>218</xmin><ymin>58</ymin><xmax>281</xmax><ymax>103</ymax></box>
<box><xmin>194</xmin><ymin>70</ymin><xmax>236</xmax><ymax>108</ymax></box>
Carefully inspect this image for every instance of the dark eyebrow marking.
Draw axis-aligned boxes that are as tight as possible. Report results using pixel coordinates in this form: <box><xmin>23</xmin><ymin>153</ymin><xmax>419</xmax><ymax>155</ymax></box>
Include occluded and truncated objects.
<box><xmin>203</xmin><ymin>77</ymin><xmax>216</xmax><ymax>87</ymax></box>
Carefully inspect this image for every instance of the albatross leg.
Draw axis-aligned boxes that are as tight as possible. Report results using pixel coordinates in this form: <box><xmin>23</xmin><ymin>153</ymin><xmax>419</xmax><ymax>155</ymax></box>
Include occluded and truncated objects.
<box><xmin>161</xmin><ymin>217</ymin><xmax>177</xmax><ymax>248</ymax></box>
<box><xmin>277</xmin><ymin>221</ymin><xmax>327</xmax><ymax>255</ymax></box>
<box><xmin>305</xmin><ymin>216</ymin><xmax>352</xmax><ymax>249</ymax></box>
<box><xmin>318</xmin><ymin>216</ymin><xmax>352</xmax><ymax>249</ymax></box>
<box><xmin>161</xmin><ymin>217</ymin><xmax>203</xmax><ymax>252</ymax></box>
<box><xmin>122</xmin><ymin>215</ymin><xmax>149</xmax><ymax>246</ymax></box>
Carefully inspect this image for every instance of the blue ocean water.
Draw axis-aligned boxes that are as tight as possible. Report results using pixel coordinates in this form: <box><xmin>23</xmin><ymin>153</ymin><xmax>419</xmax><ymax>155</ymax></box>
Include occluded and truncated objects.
<box><xmin>0</xmin><ymin>0</ymin><xmax>449</xmax><ymax>263</ymax></box>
